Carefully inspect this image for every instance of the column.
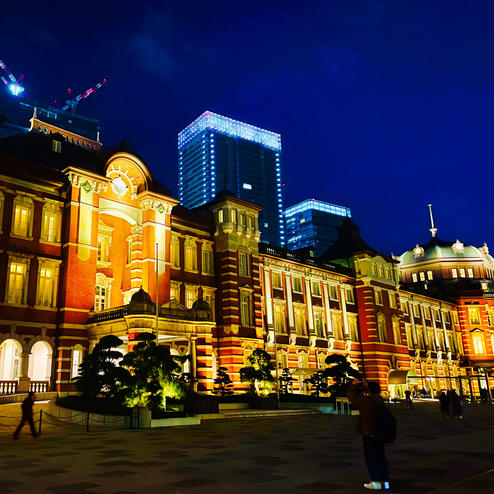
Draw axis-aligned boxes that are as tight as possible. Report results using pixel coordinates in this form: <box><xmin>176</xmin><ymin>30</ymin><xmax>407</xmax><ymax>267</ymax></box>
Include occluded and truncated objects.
<box><xmin>285</xmin><ymin>273</ymin><xmax>295</xmax><ymax>330</ymax></box>
<box><xmin>323</xmin><ymin>283</ymin><xmax>333</xmax><ymax>336</ymax></box>
<box><xmin>340</xmin><ymin>285</ymin><xmax>349</xmax><ymax>337</ymax></box>
<box><xmin>190</xmin><ymin>337</ymin><xmax>197</xmax><ymax>393</ymax></box>
<box><xmin>305</xmin><ymin>279</ymin><xmax>314</xmax><ymax>333</ymax></box>
<box><xmin>440</xmin><ymin>310</ymin><xmax>450</xmax><ymax>351</ymax></box>
<box><xmin>17</xmin><ymin>352</ymin><xmax>31</xmax><ymax>392</ymax></box>
<box><xmin>264</xmin><ymin>268</ymin><xmax>273</xmax><ymax>327</ymax></box>
<box><xmin>408</xmin><ymin>302</ymin><xmax>418</xmax><ymax>348</ymax></box>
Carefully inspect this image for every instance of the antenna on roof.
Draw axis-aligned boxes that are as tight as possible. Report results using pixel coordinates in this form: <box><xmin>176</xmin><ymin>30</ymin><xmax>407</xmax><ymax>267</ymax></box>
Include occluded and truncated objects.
<box><xmin>428</xmin><ymin>204</ymin><xmax>437</xmax><ymax>237</ymax></box>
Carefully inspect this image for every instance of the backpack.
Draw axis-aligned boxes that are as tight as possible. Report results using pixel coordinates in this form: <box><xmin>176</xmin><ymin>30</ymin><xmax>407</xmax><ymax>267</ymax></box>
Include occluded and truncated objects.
<box><xmin>372</xmin><ymin>403</ymin><xmax>397</xmax><ymax>444</ymax></box>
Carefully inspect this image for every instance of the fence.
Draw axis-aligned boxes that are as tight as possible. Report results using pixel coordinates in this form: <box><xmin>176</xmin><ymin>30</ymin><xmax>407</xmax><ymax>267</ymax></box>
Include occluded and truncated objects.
<box><xmin>0</xmin><ymin>381</ymin><xmax>17</xmax><ymax>394</ymax></box>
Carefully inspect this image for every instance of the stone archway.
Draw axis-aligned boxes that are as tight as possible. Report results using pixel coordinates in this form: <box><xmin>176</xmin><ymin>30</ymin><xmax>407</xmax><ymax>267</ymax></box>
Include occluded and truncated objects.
<box><xmin>0</xmin><ymin>338</ymin><xmax>22</xmax><ymax>381</ymax></box>
<box><xmin>28</xmin><ymin>340</ymin><xmax>53</xmax><ymax>383</ymax></box>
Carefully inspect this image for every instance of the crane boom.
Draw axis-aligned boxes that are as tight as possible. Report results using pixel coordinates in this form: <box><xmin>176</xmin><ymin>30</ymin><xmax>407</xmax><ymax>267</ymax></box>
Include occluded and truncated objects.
<box><xmin>62</xmin><ymin>78</ymin><xmax>107</xmax><ymax>112</ymax></box>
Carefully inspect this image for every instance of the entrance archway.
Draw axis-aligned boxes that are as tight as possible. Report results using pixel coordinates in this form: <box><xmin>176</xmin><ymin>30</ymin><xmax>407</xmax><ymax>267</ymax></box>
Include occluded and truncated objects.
<box><xmin>0</xmin><ymin>339</ymin><xmax>22</xmax><ymax>381</ymax></box>
<box><xmin>29</xmin><ymin>341</ymin><xmax>52</xmax><ymax>382</ymax></box>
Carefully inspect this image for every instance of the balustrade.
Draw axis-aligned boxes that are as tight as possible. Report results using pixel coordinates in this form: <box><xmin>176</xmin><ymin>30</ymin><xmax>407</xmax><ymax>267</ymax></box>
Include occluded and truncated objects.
<box><xmin>0</xmin><ymin>381</ymin><xmax>18</xmax><ymax>394</ymax></box>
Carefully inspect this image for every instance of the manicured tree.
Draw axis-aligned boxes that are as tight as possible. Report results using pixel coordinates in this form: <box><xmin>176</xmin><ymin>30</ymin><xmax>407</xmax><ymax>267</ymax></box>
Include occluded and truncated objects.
<box><xmin>279</xmin><ymin>367</ymin><xmax>294</xmax><ymax>395</ymax></box>
<box><xmin>323</xmin><ymin>354</ymin><xmax>361</xmax><ymax>399</ymax></box>
<box><xmin>239</xmin><ymin>349</ymin><xmax>275</xmax><ymax>396</ymax></box>
<box><xmin>120</xmin><ymin>333</ymin><xmax>186</xmax><ymax>411</ymax></box>
<box><xmin>74</xmin><ymin>335</ymin><xmax>129</xmax><ymax>399</ymax></box>
<box><xmin>213</xmin><ymin>366</ymin><xmax>234</xmax><ymax>396</ymax></box>
<box><xmin>305</xmin><ymin>370</ymin><xmax>329</xmax><ymax>397</ymax></box>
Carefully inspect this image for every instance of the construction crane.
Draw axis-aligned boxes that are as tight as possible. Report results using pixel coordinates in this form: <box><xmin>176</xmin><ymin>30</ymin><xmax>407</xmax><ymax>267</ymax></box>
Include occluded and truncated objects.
<box><xmin>0</xmin><ymin>59</ymin><xmax>25</xmax><ymax>96</ymax></box>
<box><xmin>62</xmin><ymin>78</ymin><xmax>107</xmax><ymax>112</ymax></box>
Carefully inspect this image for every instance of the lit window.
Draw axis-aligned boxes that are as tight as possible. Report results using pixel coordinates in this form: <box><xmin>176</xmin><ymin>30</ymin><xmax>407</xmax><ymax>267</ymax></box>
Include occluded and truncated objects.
<box><xmin>468</xmin><ymin>306</ymin><xmax>481</xmax><ymax>325</ymax></box>
<box><xmin>292</xmin><ymin>276</ymin><xmax>302</xmax><ymax>293</ymax></box>
<box><xmin>295</xmin><ymin>307</ymin><xmax>306</xmax><ymax>335</ymax></box>
<box><xmin>6</xmin><ymin>258</ymin><xmax>29</xmax><ymax>304</ymax></box>
<box><xmin>202</xmin><ymin>247</ymin><xmax>214</xmax><ymax>275</ymax></box>
<box><xmin>171</xmin><ymin>235</ymin><xmax>180</xmax><ymax>268</ymax></box>
<box><xmin>451</xmin><ymin>268</ymin><xmax>458</xmax><ymax>278</ymax></box>
<box><xmin>271</xmin><ymin>271</ymin><xmax>282</xmax><ymax>289</ymax></box>
<box><xmin>413</xmin><ymin>304</ymin><xmax>420</xmax><ymax>317</ymax></box>
<box><xmin>472</xmin><ymin>333</ymin><xmax>485</xmax><ymax>354</ymax></box>
<box><xmin>184</xmin><ymin>241</ymin><xmax>197</xmax><ymax>271</ymax></box>
<box><xmin>230</xmin><ymin>209</ymin><xmax>237</xmax><ymax>223</ymax></box>
<box><xmin>459</xmin><ymin>268</ymin><xmax>466</xmax><ymax>278</ymax></box>
<box><xmin>400</xmin><ymin>301</ymin><xmax>408</xmax><ymax>314</ymax></box>
<box><xmin>239</xmin><ymin>252</ymin><xmax>250</xmax><ymax>277</ymax></box>
<box><xmin>274</xmin><ymin>304</ymin><xmax>286</xmax><ymax>333</ymax></box>
<box><xmin>311</xmin><ymin>280</ymin><xmax>321</xmax><ymax>297</ymax></box>
<box><xmin>240</xmin><ymin>292</ymin><xmax>251</xmax><ymax>326</ymax></box>
<box><xmin>95</xmin><ymin>285</ymin><xmax>107</xmax><ymax>311</ymax></box>
<box><xmin>248</xmin><ymin>216</ymin><xmax>255</xmax><ymax>228</ymax></box>
<box><xmin>467</xmin><ymin>268</ymin><xmax>474</xmax><ymax>278</ymax></box>
<box><xmin>378</xmin><ymin>265</ymin><xmax>384</xmax><ymax>277</ymax></box>
<box><xmin>375</xmin><ymin>288</ymin><xmax>383</xmax><ymax>305</ymax></box>
<box><xmin>52</xmin><ymin>140</ymin><xmax>61</xmax><ymax>153</ymax></box>
<box><xmin>419</xmin><ymin>272</ymin><xmax>426</xmax><ymax>281</ymax></box>
<box><xmin>378</xmin><ymin>315</ymin><xmax>387</xmax><ymax>342</ymax></box>
<box><xmin>313</xmin><ymin>310</ymin><xmax>324</xmax><ymax>337</ymax></box>
<box><xmin>423</xmin><ymin>306</ymin><xmax>431</xmax><ymax>319</ymax></box>
<box><xmin>349</xmin><ymin>316</ymin><xmax>359</xmax><ymax>341</ymax></box>
<box><xmin>412</xmin><ymin>273</ymin><xmax>418</xmax><ymax>282</ymax></box>
<box><xmin>392</xmin><ymin>319</ymin><xmax>401</xmax><ymax>344</ymax></box>
<box><xmin>217</xmin><ymin>209</ymin><xmax>224</xmax><ymax>223</ymax></box>
<box><xmin>242</xmin><ymin>183</ymin><xmax>252</xmax><ymax>190</ymax></box>
<box><xmin>434</xmin><ymin>309</ymin><xmax>441</xmax><ymax>322</ymax></box>
<box><xmin>185</xmin><ymin>288</ymin><xmax>195</xmax><ymax>309</ymax></box>
<box><xmin>37</xmin><ymin>263</ymin><xmax>58</xmax><ymax>307</ymax></box>
<box><xmin>239</xmin><ymin>212</ymin><xmax>246</xmax><ymax>226</ymax></box>
<box><xmin>97</xmin><ymin>237</ymin><xmax>110</xmax><ymax>263</ymax></box>
<box><xmin>40</xmin><ymin>203</ymin><xmax>61</xmax><ymax>243</ymax></box>
<box><xmin>331</xmin><ymin>312</ymin><xmax>343</xmax><ymax>339</ymax></box>
<box><xmin>427</xmin><ymin>271</ymin><xmax>433</xmax><ymax>280</ymax></box>
<box><xmin>329</xmin><ymin>284</ymin><xmax>338</xmax><ymax>301</ymax></box>
<box><xmin>170</xmin><ymin>283</ymin><xmax>179</xmax><ymax>301</ymax></box>
<box><xmin>12</xmin><ymin>196</ymin><xmax>34</xmax><ymax>238</ymax></box>
<box><xmin>71</xmin><ymin>346</ymin><xmax>83</xmax><ymax>378</ymax></box>
<box><xmin>388</xmin><ymin>292</ymin><xmax>396</xmax><ymax>309</ymax></box>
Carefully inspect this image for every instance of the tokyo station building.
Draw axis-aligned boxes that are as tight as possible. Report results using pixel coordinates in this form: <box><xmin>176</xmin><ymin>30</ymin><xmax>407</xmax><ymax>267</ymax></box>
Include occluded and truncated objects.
<box><xmin>0</xmin><ymin>118</ymin><xmax>493</xmax><ymax>399</ymax></box>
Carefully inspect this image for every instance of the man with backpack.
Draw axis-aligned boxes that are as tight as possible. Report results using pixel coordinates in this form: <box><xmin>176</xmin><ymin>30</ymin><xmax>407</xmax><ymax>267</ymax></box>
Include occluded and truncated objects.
<box><xmin>347</xmin><ymin>378</ymin><xmax>396</xmax><ymax>491</ymax></box>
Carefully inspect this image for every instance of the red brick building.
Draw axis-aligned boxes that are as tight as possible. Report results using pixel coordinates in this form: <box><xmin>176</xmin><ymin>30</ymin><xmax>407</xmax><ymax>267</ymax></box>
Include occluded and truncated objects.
<box><xmin>0</xmin><ymin>122</ymin><xmax>492</xmax><ymax>398</ymax></box>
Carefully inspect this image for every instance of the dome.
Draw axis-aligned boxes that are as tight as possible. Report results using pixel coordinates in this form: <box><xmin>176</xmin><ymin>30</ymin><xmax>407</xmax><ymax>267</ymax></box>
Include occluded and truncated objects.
<box><xmin>400</xmin><ymin>237</ymin><xmax>494</xmax><ymax>266</ymax></box>
<box><xmin>130</xmin><ymin>288</ymin><xmax>153</xmax><ymax>304</ymax></box>
<box><xmin>192</xmin><ymin>299</ymin><xmax>210</xmax><ymax>311</ymax></box>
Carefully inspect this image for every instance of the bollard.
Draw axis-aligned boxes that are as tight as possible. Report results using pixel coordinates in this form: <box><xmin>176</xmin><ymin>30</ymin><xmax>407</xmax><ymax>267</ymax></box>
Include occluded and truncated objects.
<box><xmin>38</xmin><ymin>410</ymin><xmax>42</xmax><ymax>435</ymax></box>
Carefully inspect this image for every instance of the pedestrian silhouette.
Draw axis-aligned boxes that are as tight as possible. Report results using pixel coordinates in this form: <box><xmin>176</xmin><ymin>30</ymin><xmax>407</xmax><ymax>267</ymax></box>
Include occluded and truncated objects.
<box><xmin>438</xmin><ymin>391</ymin><xmax>449</xmax><ymax>417</ymax></box>
<box><xmin>13</xmin><ymin>392</ymin><xmax>38</xmax><ymax>439</ymax></box>
<box><xmin>449</xmin><ymin>390</ymin><xmax>463</xmax><ymax>419</ymax></box>
<box><xmin>404</xmin><ymin>390</ymin><xmax>413</xmax><ymax>409</ymax></box>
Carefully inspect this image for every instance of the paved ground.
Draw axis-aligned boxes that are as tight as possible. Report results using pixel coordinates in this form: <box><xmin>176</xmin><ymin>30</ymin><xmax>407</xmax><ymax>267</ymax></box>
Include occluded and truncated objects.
<box><xmin>0</xmin><ymin>400</ymin><xmax>492</xmax><ymax>494</ymax></box>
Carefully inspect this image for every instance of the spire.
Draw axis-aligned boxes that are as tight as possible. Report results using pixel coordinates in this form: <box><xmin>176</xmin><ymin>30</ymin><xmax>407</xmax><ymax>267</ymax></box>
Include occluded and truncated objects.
<box><xmin>428</xmin><ymin>204</ymin><xmax>437</xmax><ymax>237</ymax></box>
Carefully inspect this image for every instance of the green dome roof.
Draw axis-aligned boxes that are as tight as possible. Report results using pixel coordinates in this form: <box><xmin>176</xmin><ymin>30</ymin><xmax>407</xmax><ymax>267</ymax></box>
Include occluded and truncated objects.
<box><xmin>400</xmin><ymin>237</ymin><xmax>494</xmax><ymax>266</ymax></box>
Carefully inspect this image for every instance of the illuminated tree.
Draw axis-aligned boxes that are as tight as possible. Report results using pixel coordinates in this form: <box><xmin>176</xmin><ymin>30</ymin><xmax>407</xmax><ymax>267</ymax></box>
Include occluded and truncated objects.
<box><xmin>323</xmin><ymin>353</ymin><xmax>361</xmax><ymax>399</ymax></box>
<box><xmin>305</xmin><ymin>370</ymin><xmax>328</xmax><ymax>397</ymax></box>
<box><xmin>240</xmin><ymin>349</ymin><xmax>275</xmax><ymax>396</ymax></box>
<box><xmin>213</xmin><ymin>366</ymin><xmax>234</xmax><ymax>396</ymax></box>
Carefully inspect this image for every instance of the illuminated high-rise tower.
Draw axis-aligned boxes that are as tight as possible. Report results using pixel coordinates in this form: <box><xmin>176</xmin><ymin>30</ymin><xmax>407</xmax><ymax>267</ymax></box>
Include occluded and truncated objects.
<box><xmin>178</xmin><ymin>111</ymin><xmax>284</xmax><ymax>246</ymax></box>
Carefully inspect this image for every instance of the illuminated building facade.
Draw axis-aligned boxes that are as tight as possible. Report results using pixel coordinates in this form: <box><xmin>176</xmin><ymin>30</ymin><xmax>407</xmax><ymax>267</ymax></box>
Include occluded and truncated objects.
<box><xmin>178</xmin><ymin>111</ymin><xmax>284</xmax><ymax>247</ymax></box>
<box><xmin>0</xmin><ymin>121</ymin><xmax>492</xmax><ymax>399</ymax></box>
<box><xmin>285</xmin><ymin>199</ymin><xmax>352</xmax><ymax>256</ymax></box>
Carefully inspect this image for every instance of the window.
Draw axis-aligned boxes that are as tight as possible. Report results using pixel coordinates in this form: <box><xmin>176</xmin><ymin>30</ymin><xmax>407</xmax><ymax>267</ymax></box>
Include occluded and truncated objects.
<box><xmin>97</xmin><ymin>236</ymin><xmax>110</xmax><ymax>263</ymax></box>
<box><xmin>272</xmin><ymin>271</ymin><xmax>282</xmax><ymax>289</ymax></box>
<box><xmin>202</xmin><ymin>247</ymin><xmax>214</xmax><ymax>275</ymax></box>
<box><xmin>274</xmin><ymin>304</ymin><xmax>286</xmax><ymax>333</ymax></box>
<box><xmin>372</xmin><ymin>264</ymin><xmax>378</xmax><ymax>275</ymax></box>
<box><xmin>170</xmin><ymin>282</ymin><xmax>179</xmax><ymax>301</ymax></box>
<box><xmin>459</xmin><ymin>268</ymin><xmax>466</xmax><ymax>278</ymax></box>
<box><xmin>413</xmin><ymin>304</ymin><xmax>420</xmax><ymax>317</ymax></box>
<box><xmin>412</xmin><ymin>273</ymin><xmax>418</xmax><ymax>282</ymax></box>
<box><xmin>230</xmin><ymin>209</ymin><xmax>237</xmax><ymax>223</ymax></box>
<box><xmin>71</xmin><ymin>346</ymin><xmax>83</xmax><ymax>378</ymax></box>
<box><xmin>405</xmin><ymin>324</ymin><xmax>413</xmax><ymax>349</ymax></box>
<box><xmin>472</xmin><ymin>333</ymin><xmax>485</xmax><ymax>354</ymax></box>
<box><xmin>444</xmin><ymin>311</ymin><xmax>451</xmax><ymax>323</ymax></box>
<box><xmin>378</xmin><ymin>265</ymin><xmax>384</xmax><ymax>277</ymax></box>
<box><xmin>331</xmin><ymin>312</ymin><xmax>343</xmax><ymax>339</ymax></box>
<box><xmin>239</xmin><ymin>252</ymin><xmax>250</xmax><ymax>277</ymax></box>
<box><xmin>12</xmin><ymin>195</ymin><xmax>34</xmax><ymax>238</ymax></box>
<box><xmin>375</xmin><ymin>288</ymin><xmax>383</xmax><ymax>305</ymax></box>
<box><xmin>348</xmin><ymin>316</ymin><xmax>359</xmax><ymax>341</ymax></box>
<box><xmin>311</xmin><ymin>280</ymin><xmax>321</xmax><ymax>297</ymax></box>
<box><xmin>388</xmin><ymin>292</ymin><xmax>396</xmax><ymax>309</ymax></box>
<box><xmin>41</xmin><ymin>202</ymin><xmax>61</xmax><ymax>243</ymax></box>
<box><xmin>419</xmin><ymin>272</ymin><xmax>425</xmax><ymax>281</ymax></box>
<box><xmin>240</xmin><ymin>292</ymin><xmax>251</xmax><ymax>326</ymax></box>
<box><xmin>400</xmin><ymin>301</ymin><xmax>409</xmax><ymax>314</ymax></box>
<box><xmin>95</xmin><ymin>285</ymin><xmax>107</xmax><ymax>311</ymax></box>
<box><xmin>248</xmin><ymin>216</ymin><xmax>255</xmax><ymax>228</ymax></box>
<box><xmin>6</xmin><ymin>258</ymin><xmax>29</xmax><ymax>304</ymax></box>
<box><xmin>329</xmin><ymin>284</ymin><xmax>338</xmax><ymax>300</ymax></box>
<box><xmin>313</xmin><ymin>309</ymin><xmax>324</xmax><ymax>337</ymax></box>
<box><xmin>451</xmin><ymin>268</ymin><xmax>458</xmax><ymax>278</ymax></box>
<box><xmin>292</xmin><ymin>276</ymin><xmax>302</xmax><ymax>293</ymax></box>
<box><xmin>392</xmin><ymin>319</ymin><xmax>401</xmax><ymax>344</ymax></box>
<box><xmin>294</xmin><ymin>307</ymin><xmax>306</xmax><ymax>335</ymax></box>
<box><xmin>52</xmin><ymin>140</ymin><xmax>61</xmax><ymax>153</ymax></box>
<box><xmin>217</xmin><ymin>209</ymin><xmax>224</xmax><ymax>223</ymax></box>
<box><xmin>468</xmin><ymin>306</ymin><xmax>481</xmax><ymax>325</ymax></box>
<box><xmin>345</xmin><ymin>287</ymin><xmax>355</xmax><ymax>304</ymax></box>
<box><xmin>427</xmin><ymin>271</ymin><xmax>433</xmax><ymax>280</ymax></box>
<box><xmin>37</xmin><ymin>262</ymin><xmax>58</xmax><ymax>307</ymax></box>
<box><xmin>423</xmin><ymin>306</ymin><xmax>431</xmax><ymax>319</ymax></box>
<box><xmin>171</xmin><ymin>235</ymin><xmax>180</xmax><ymax>268</ymax></box>
<box><xmin>378</xmin><ymin>315</ymin><xmax>387</xmax><ymax>342</ymax></box>
<box><xmin>239</xmin><ymin>212</ymin><xmax>246</xmax><ymax>226</ymax></box>
<box><xmin>467</xmin><ymin>268</ymin><xmax>474</xmax><ymax>278</ymax></box>
<box><xmin>184</xmin><ymin>241</ymin><xmax>197</xmax><ymax>271</ymax></box>
<box><xmin>185</xmin><ymin>287</ymin><xmax>196</xmax><ymax>309</ymax></box>
<box><xmin>434</xmin><ymin>309</ymin><xmax>441</xmax><ymax>322</ymax></box>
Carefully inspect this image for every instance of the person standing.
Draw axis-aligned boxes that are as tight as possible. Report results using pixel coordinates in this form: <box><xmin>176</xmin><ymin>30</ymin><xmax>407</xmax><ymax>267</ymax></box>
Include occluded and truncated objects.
<box><xmin>347</xmin><ymin>379</ymin><xmax>391</xmax><ymax>491</ymax></box>
<box><xmin>404</xmin><ymin>389</ymin><xmax>413</xmax><ymax>409</ymax></box>
<box><xmin>13</xmin><ymin>392</ymin><xmax>38</xmax><ymax>439</ymax></box>
<box><xmin>449</xmin><ymin>390</ymin><xmax>463</xmax><ymax>419</ymax></box>
<box><xmin>438</xmin><ymin>391</ymin><xmax>449</xmax><ymax>417</ymax></box>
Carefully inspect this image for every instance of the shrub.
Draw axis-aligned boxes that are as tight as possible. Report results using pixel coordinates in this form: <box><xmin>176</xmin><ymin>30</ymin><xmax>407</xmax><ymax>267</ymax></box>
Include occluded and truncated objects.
<box><xmin>239</xmin><ymin>349</ymin><xmax>275</xmax><ymax>396</ymax></box>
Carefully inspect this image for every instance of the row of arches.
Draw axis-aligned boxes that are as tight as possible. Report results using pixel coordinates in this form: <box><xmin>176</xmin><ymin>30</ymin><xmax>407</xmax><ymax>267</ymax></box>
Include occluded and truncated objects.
<box><xmin>0</xmin><ymin>339</ymin><xmax>52</xmax><ymax>382</ymax></box>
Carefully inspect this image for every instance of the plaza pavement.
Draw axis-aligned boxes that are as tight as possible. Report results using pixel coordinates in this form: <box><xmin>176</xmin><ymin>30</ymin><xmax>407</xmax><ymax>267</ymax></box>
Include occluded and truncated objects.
<box><xmin>0</xmin><ymin>400</ymin><xmax>492</xmax><ymax>494</ymax></box>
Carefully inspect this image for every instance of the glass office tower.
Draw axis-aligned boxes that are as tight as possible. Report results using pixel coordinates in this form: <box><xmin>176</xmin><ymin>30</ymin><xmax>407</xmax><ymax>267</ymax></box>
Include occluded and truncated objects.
<box><xmin>178</xmin><ymin>111</ymin><xmax>284</xmax><ymax>246</ymax></box>
<box><xmin>285</xmin><ymin>199</ymin><xmax>352</xmax><ymax>257</ymax></box>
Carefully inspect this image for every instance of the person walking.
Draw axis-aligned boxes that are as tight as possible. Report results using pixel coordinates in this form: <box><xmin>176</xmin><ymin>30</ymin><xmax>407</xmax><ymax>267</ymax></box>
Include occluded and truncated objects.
<box><xmin>13</xmin><ymin>392</ymin><xmax>38</xmax><ymax>439</ymax></box>
<box><xmin>449</xmin><ymin>390</ymin><xmax>463</xmax><ymax>419</ymax></box>
<box><xmin>404</xmin><ymin>389</ymin><xmax>413</xmax><ymax>409</ymax></box>
<box><xmin>347</xmin><ymin>379</ymin><xmax>392</xmax><ymax>491</ymax></box>
<box><xmin>438</xmin><ymin>391</ymin><xmax>449</xmax><ymax>417</ymax></box>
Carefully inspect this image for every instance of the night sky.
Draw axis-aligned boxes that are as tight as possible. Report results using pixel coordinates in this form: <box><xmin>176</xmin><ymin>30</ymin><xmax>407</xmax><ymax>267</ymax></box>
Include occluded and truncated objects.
<box><xmin>1</xmin><ymin>1</ymin><xmax>492</xmax><ymax>255</ymax></box>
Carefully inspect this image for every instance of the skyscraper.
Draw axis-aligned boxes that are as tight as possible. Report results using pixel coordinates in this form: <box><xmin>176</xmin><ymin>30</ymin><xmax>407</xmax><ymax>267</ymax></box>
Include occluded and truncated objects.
<box><xmin>178</xmin><ymin>111</ymin><xmax>284</xmax><ymax>246</ymax></box>
<box><xmin>285</xmin><ymin>199</ymin><xmax>352</xmax><ymax>257</ymax></box>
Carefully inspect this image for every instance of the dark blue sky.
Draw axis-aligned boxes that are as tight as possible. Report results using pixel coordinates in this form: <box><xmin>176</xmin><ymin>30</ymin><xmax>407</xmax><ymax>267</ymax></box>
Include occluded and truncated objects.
<box><xmin>1</xmin><ymin>1</ymin><xmax>492</xmax><ymax>255</ymax></box>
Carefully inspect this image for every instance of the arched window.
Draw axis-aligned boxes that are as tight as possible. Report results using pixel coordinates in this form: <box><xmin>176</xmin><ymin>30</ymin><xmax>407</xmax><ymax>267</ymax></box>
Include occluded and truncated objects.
<box><xmin>29</xmin><ymin>341</ymin><xmax>52</xmax><ymax>382</ymax></box>
<box><xmin>0</xmin><ymin>339</ymin><xmax>22</xmax><ymax>381</ymax></box>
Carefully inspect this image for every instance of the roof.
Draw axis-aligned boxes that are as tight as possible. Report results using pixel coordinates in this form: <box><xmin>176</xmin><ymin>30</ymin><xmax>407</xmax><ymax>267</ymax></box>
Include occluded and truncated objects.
<box><xmin>400</xmin><ymin>236</ymin><xmax>494</xmax><ymax>265</ymax></box>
